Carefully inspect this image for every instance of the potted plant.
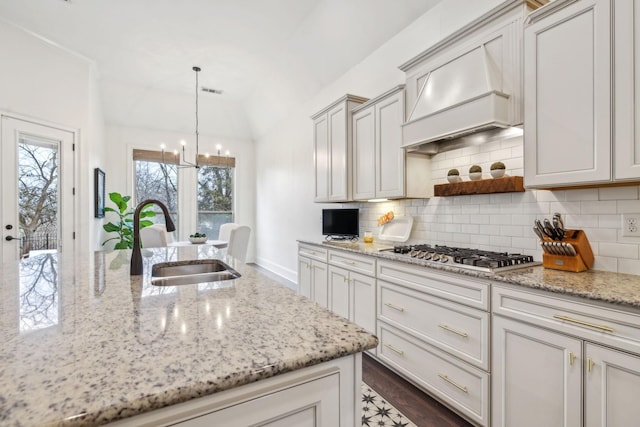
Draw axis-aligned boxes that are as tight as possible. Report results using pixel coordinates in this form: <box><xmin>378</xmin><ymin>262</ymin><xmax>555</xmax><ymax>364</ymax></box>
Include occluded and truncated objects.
<box><xmin>469</xmin><ymin>165</ymin><xmax>483</xmax><ymax>180</ymax></box>
<box><xmin>189</xmin><ymin>232</ymin><xmax>207</xmax><ymax>244</ymax></box>
<box><xmin>447</xmin><ymin>168</ymin><xmax>461</xmax><ymax>183</ymax></box>
<box><xmin>102</xmin><ymin>192</ymin><xmax>156</xmax><ymax>249</ymax></box>
<box><xmin>490</xmin><ymin>161</ymin><xmax>506</xmax><ymax>178</ymax></box>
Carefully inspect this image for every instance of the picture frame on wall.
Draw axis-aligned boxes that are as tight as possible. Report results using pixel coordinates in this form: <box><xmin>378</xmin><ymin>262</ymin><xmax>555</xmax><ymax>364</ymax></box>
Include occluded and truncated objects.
<box><xmin>95</xmin><ymin>168</ymin><xmax>105</xmax><ymax>218</ymax></box>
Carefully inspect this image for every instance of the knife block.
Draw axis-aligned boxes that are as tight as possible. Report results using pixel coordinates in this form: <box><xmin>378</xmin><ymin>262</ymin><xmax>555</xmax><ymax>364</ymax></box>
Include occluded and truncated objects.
<box><xmin>542</xmin><ymin>229</ymin><xmax>594</xmax><ymax>272</ymax></box>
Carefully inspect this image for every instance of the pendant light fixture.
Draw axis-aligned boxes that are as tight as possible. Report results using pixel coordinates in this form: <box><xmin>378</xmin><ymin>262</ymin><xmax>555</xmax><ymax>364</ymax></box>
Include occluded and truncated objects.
<box><xmin>161</xmin><ymin>66</ymin><xmax>209</xmax><ymax>168</ymax></box>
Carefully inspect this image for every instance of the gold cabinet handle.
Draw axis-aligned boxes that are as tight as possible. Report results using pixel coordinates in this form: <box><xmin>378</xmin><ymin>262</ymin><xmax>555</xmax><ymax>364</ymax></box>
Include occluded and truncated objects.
<box><xmin>569</xmin><ymin>352</ymin><xmax>576</xmax><ymax>366</ymax></box>
<box><xmin>384</xmin><ymin>344</ymin><xmax>404</xmax><ymax>355</ymax></box>
<box><xmin>438</xmin><ymin>374</ymin><xmax>468</xmax><ymax>393</ymax></box>
<box><xmin>588</xmin><ymin>357</ymin><xmax>595</xmax><ymax>372</ymax></box>
<box><xmin>343</xmin><ymin>276</ymin><xmax>349</xmax><ymax>283</ymax></box>
<box><xmin>553</xmin><ymin>315</ymin><xmax>614</xmax><ymax>333</ymax></box>
<box><xmin>384</xmin><ymin>302</ymin><xmax>405</xmax><ymax>312</ymax></box>
<box><xmin>343</xmin><ymin>260</ymin><xmax>356</xmax><ymax>265</ymax></box>
<box><xmin>438</xmin><ymin>324</ymin><xmax>469</xmax><ymax>338</ymax></box>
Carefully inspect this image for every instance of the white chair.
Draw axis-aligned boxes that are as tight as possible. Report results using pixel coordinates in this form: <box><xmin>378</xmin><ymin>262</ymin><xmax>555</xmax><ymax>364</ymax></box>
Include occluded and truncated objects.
<box><xmin>140</xmin><ymin>224</ymin><xmax>174</xmax><ymax>248</ymax></box>
<box><xmin>227</xmin><ymin>225</ymin><xmax>250</xmax><ymax>262</ymax></box>
<box><xmin>218</xmin><ymin>222</ymin><xmax>238</xmax><ymax>242</ymax></box>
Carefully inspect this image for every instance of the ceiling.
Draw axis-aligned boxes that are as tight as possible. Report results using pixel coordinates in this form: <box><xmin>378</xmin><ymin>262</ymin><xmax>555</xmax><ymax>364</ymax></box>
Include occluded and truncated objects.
<box><xmin>0</xmin><ymin>0</ymin><xmax>441</xmax><ymax>139</ymax></box>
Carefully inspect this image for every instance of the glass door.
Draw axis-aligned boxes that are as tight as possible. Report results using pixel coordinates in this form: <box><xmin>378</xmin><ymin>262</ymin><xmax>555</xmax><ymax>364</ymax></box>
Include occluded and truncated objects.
<box><xmin>1</xmin><ymin>116</ymin><xmax>75</xmax><ymax>263</ymax></box>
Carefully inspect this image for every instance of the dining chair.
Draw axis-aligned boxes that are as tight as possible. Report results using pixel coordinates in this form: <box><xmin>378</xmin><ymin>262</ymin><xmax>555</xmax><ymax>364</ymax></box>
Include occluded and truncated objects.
<box><xmin>218</xmin><ymin>223</ymin><xmax>238</xmax><ymax>242</ymax></box>
<box><xmin>140</xmin><ymin>224</ymin><xmax>174</xmax><ymax>248</ymax></box>
<box><xmin>227</xmin><ymin>225</ymin><xmax>251</xmax><ymax>263</ymax></box>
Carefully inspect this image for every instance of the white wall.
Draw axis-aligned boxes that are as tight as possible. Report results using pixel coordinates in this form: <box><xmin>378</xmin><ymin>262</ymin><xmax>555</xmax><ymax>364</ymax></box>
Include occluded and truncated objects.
<box><xmin>104</xmin><ymin>125</ymin><xmax>256</xmax><ymax>261</ymax></box>
<box><xmin>254</xmin><ymin>0</ymin><xmax>505</xmax><ymax>281</ymax></box>
<box><xmin>0</xmin><ymin>19</ymin><xmax>105</xmax><ymax>253</ymax></box>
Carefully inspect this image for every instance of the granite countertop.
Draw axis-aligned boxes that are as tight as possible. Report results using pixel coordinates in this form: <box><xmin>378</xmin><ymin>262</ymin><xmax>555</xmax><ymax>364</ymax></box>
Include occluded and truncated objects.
<box><xmin>0</xmin><ymin>247</ymin><xmax>377</xmax><ymax>426</ymax></box>
<box><xmin>300</xmin><ymin>240</ymin><xmax>640</xmax><ymax>309</ymax></box>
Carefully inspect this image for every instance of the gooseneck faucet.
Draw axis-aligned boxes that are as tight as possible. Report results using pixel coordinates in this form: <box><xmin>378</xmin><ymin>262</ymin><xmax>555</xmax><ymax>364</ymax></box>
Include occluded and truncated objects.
<box><xmin>130</xmin><ymin>199</ymin><xmax>176</xmax><ymax>275</ymax></box>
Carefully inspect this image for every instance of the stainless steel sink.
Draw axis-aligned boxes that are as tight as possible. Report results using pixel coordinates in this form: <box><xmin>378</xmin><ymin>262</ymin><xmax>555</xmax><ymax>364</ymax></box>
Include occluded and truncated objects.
<box><xmin>151</xmin><ymin>259</ymin><xmax>241</xmax><ymax>286</ymax></box>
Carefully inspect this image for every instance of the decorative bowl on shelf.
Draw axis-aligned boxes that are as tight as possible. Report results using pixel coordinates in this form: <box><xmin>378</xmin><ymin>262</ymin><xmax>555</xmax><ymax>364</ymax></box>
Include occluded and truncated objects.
<box><xmin>469</xmin><ymin>172</ymin><xmax>483</xmax><ymax>180</ymax></box>
<box><xmin>490</xmin><ymin>169</ymin><xmax>506</xmax><ymax>178</ymax></box>
<box><xmin>447</xmin><ymin>175</ymin><xmax>462</xmax><ymax>183</ymax></box>
<box><xmin>189</xmin><ymin>233</ymin><xmax>207</xmax><ymax>244</ymax></box>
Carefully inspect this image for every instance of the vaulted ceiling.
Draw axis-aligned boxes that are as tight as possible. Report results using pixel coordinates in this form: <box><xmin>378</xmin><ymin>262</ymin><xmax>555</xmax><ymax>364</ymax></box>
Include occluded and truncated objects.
<box><xmin>0</xmin><ymin>0</ymin><xmax>441</xmax><ymax>140</ymax></box>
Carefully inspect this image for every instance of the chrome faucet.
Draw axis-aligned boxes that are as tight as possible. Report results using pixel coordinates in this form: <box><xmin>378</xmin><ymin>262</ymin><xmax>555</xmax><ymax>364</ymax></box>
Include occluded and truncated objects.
<box><xmin>130</xmin><ymin>199</ymin><xmax>176</xmax><ymax>275</ymax></box>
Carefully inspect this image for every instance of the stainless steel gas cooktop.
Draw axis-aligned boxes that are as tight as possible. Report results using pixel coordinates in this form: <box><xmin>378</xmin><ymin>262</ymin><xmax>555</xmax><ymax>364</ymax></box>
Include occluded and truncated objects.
<box><xmin>388</xmin><ymin>244</ymin><xmax>541</xmax><ymax>273</ymax></box>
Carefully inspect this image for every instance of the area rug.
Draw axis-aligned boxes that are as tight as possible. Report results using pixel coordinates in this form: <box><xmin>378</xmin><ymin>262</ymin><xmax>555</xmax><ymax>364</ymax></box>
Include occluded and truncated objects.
<box><xmin>362</xmin><ymin>382</ymin><xmax>417</xmax><ymax>427</ymax></box>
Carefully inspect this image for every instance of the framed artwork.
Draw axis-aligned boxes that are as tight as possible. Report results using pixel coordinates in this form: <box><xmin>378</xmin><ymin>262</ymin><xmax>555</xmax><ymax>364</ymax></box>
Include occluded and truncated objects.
<box><xmin>95</xmin><ymin>168</ymin><xmax>106</xmax><ymax>218</ymax></box>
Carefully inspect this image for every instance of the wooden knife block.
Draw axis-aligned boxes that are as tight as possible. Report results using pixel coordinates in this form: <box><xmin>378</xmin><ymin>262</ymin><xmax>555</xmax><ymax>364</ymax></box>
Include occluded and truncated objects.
<box><xmin>542</xmin><ymin>229</ymin><xmax>594</xmax><ymax>272</ymax></box>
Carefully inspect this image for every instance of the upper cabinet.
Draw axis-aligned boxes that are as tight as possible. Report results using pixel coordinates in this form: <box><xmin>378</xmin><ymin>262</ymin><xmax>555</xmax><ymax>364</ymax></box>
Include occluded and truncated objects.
<box><xmin>524</xmin><ymin>0</ymin><xmax>612</xmax><ymax>187</ymax></box>
<box><xmin>312</xmin><ymin>95</ymin><xmax>367</xmax><ymax>202</ymax></box>
<box><xmin>524</xmin><ymin>0</ymin><xmax>640</xmax><ymax>188</ymax></box>
<box><xmin>352</xmin><ymin>86</ymin><xmax>431</xmax><ymax>201</ymax></box>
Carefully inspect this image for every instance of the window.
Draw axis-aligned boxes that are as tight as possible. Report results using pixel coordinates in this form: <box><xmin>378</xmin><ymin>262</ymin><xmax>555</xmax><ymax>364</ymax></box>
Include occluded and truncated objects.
<box><xmin>197</xmin><ymin>154</ymin><xmax>234</xmax><ymax>238</ymax></box>
<box><xmin>133</xmin><ymin>149</ymin><xmax>179</xmax><ymax>230</ymax></box>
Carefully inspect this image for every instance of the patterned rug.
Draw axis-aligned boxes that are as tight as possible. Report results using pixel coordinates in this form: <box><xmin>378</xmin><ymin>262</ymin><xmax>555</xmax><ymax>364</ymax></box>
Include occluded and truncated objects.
<box><xmin>362</xmin><ymin>382</ymin><xmax>417</xmax><ymax>427</ymax></box>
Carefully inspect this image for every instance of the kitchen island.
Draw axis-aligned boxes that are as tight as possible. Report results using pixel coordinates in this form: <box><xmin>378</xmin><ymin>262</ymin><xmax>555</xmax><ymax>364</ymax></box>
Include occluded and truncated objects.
<box><xmin>0</xmin><ymin>246</ymin><xmax>377</xmax><ymax>426</ymax></box>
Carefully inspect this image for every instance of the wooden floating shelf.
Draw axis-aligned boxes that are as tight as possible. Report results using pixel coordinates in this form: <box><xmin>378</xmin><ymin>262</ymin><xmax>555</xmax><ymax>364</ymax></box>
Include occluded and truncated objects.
<box><xmin>434</xmin><ymin>176</ymin><xmax>524</xmax><ymax>196</ymax></box>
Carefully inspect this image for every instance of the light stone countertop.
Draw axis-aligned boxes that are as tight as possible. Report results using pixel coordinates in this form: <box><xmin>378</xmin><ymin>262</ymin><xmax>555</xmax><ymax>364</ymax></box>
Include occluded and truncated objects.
<box><xmin>301</xmin><ymin>240</ymin><xmax>640</xmax><ymax>309</ymax></box>
<box><xmin>0</xmin><ymin>247</ymin><xmax>377</xmax><ymax>426</ymax></box>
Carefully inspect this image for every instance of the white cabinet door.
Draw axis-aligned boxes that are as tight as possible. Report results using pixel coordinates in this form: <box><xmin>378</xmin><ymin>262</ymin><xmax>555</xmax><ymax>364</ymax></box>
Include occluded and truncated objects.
<box><xmin>311</xmin><ymin>260</ymin><xmax>328</xmax><ymax>309</ymax></box>
<box><xmin>351</xmin><ymin>271</ymin><xmax>375</xmax><ymax>334</ymax></box>
<box><xmin>328</xmin><ymin>102</ymin><xmax>349</xmax><ymax>201</ymax></box>
<box><xmin>297</xmin><ymin>256</ymin><xmax>312</xmax><ymax>299</ymax></box>
<box><xmin>329</xmin><ymin>265</ymin><xmax>350</xmax><ymax>320</ymax></box>
<box><xmin>524</xmin><ymin>0</ymin><xmax>611</xmax><ymax>187</ymax></box>
<box><xmin>352</xmin><ymin>106</ymin><xmax>376</xmax><ymax>200</ymax></box>
<box><xmin>585</xmin><ymin>343</ymin><xmax>640</xmax><ymax>427</ymax></box>
<box><xmin>376</xmin><ymin>89</ymin><xmax>405</xmax><ymax>199</ymax></box>
<box><xmin>613</xmin><ymin>0</ymin><xmax>640</xmax><ymax>180</ymax></box>
<box><xmin>313</xmin><ymin>115</ymin><xmax>329</xmax><ymax>201</ymax></box>
<box><xmin>492</xmin><ymin>315</ymin><xmax>582</xmax><ymax>427</ymax></box>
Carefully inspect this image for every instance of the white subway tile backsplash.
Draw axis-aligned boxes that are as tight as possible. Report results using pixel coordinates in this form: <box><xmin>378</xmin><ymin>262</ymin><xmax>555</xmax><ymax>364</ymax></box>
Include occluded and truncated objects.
<box><xmin>599</xmin><ymin>242</ymin><xmax>639</xmax><ymax>259</ymax></box>
<box><xmin>566</xmin><ymin>188</ymin><xmax>599</xmax><ymax>201</ymax></box>
<box><xmin>355</xmin><ymin>137</ymin><xmax>640</xmax><ymax>274</ymax></box>
<box><xmin>599</xmin><ymin>186</ymin><xmax>638</xmax><ymax>200</ymax></box>
<box><xmin>617</xmin><ymin>200</ymin><xmax>640</xmax><ymax>213</ymax></box>
<box><xmin>581</xmin><ymin>200</ymin><xmax>617</xmax><ymax>215</ymax></box>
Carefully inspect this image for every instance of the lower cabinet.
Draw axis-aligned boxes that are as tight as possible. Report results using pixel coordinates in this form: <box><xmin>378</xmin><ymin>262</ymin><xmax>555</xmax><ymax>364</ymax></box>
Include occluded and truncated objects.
<box><xmin>492</xmin><ymin>283</ymin><xmax>640</xmax><ymax>427</ymax></box>
<box><xmin>329</xmin><ymin>266</ymin><xmax>376</xmax><ymax>333</ymax></box>
<box><xmin>376</xmin><ymin>260</ymin><xmax>490</xmax><ymax>426</ymax></box>
<box><xmin>492</xmin><ymin>315</ymin><xmax>582</xmax><ymax>427</ymax></box>
<box><xmin>298</xmin><ymin>244</ymin><xmax>329</xmax><ymax>309</ymax></box>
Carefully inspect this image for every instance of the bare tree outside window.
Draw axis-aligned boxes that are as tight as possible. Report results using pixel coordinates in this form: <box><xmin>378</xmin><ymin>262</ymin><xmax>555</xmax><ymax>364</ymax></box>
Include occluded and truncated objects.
<box><xmin>18</xmin><ymin>140</ymin><xmax>59</xmax><ymax>257</ymax></box>
<box><xmin>134</xmin><ymin>160</ymin><xmax>178</xmax><ymax>227</ymax></box>
<box><xmin>197</xmin><ymin>165</ymin><xmax>233</xmax><ymax>238</ymax></box>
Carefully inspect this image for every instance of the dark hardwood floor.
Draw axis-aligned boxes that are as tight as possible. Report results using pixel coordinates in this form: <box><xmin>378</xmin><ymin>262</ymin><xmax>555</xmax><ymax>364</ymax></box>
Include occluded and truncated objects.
<box><xmin>362</xmin><ymin>353</ymin><xmax>473</xmax><ymax>427</ymax></box>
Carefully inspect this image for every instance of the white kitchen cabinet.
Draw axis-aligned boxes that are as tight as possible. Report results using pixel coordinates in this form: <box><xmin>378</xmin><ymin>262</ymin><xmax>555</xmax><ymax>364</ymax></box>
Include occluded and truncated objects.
<box><xmin>524</xmin><ymin>0</ymin><xmax>612</xmax><ymax>187</ymax></box>
<box><xmin>352</xmin><ymin>86</ymin><xmax>431</xmax><ymax>200</ymax></box>
<box><xmin>492</xmin><ymin>315</ymin><xmax>582</xmax><ymax>427</ymax></box>
<box><xmin>376</xmin><ymin>259</ymin><xmax>490</xmax><ymax>426</ymax></box>
<box><xmin>613</xmin><ymin>0</ymin><xmax>640</xmax><ymax>180</ymax></box>
<box><xmin>328</xmin><ymin>265</ymin><xmax>376</xmax><ymax>334</ymax></box>
<box><xmin>492</xmin><ymin>283</ymin><xmax>640</xmax><ymax>427</ymax></box>
<box><xmin>312</xmin><ymin>94</ymin><xmax>367</xmax><ymax>202</ymax></box>
<box><xmin>585</xmin><ymin>343</ymin><xmax>640</xmax><ymax>427</ymax></box>
<box><xmin>297</xmin><ymin>244</ymin><xmax>329</xmax><ymax>308</ymax></box>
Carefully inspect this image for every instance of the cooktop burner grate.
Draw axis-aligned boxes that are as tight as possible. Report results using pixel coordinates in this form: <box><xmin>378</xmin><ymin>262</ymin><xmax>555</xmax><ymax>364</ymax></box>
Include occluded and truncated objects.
<box><xmin>391</xmin><ymin>244</ymin><xmax>538</xmax><ymax>272</ymax></box>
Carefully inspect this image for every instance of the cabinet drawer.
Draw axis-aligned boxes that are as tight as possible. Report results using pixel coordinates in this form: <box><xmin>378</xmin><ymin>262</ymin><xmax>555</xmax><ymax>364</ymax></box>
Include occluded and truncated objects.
<box><xmin>493</xmin><ymin>283</ymin><xmax>640</xmax><ymax>357</ymax></box>
<box><xmin>378</xmin><ymin>323</ymin><xmax>489</xmax><ymax>426</ymax></box>
<box><xmin>377</xmin><ymin>260</ymin><xmax>489</xmax><ymax>310</ymax></box>
<box><xmin>379</xmin><ymin>281</ymin><xmax>489</xmax><ymax>370</ymax></box>
<box><xmin>298</xmin><ymin>243</ymin><xmax>328</xmax><ymax>262</ymax></box>
<box><xmin>328</xmin><ymin>249</ymin><xmax>376</xmax><ymax>276</ymax></box>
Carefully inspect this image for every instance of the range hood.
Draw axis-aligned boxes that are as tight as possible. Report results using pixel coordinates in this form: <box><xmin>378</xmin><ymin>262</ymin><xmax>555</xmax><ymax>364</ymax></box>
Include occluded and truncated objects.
<box><xmin>400</xmin><ymin>0</ymin><xmax>527</xmax><ymax>154</ymax></box>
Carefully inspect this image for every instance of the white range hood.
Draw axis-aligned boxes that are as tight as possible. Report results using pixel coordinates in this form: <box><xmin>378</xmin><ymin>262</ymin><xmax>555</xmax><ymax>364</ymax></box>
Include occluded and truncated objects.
<box><xmin>399</xmin><ymin>0</ymin><xmax>529</xmax><ymax>153</ymax></box>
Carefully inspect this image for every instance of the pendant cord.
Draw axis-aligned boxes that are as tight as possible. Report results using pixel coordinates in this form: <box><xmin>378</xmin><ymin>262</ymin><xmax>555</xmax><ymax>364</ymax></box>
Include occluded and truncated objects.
<box><xmin>194</xmin><ymin>66</ymin><xmax>200</xmax><ymax>167</ymax></box>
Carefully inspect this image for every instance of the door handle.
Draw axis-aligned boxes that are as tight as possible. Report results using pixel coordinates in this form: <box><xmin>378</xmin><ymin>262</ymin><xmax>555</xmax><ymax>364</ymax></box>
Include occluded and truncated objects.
<box><xmin>5</xmin><ymin>235</ymin><xmax>18</xmax><ymax>241</ymax></box>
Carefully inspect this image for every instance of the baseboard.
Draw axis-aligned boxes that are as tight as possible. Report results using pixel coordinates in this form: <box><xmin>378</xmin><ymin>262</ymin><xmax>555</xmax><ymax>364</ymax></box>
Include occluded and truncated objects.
<box><xmin>254</xmin><ymin>257</ymin><xmax>297</xmax><ymax>290</ymax></box>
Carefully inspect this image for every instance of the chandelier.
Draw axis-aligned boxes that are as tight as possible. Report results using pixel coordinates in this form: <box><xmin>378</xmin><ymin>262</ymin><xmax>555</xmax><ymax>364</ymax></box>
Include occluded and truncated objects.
<box><xmin>161</xmin><ymin>66</ymin><xmax>229</xmax><ymax>168</ymax></box>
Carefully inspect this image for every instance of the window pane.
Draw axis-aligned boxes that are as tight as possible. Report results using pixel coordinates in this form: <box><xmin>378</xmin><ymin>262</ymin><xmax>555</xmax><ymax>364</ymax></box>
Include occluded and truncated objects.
<box><xmin>134</xmin><ymin>160</ymin><xmax>178</xmax><ymax>230</ymax></box>
<box><xmin>197</xmin><ymin>165</ymin><xmax>233</xmax><ymax>238</ymax></box>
